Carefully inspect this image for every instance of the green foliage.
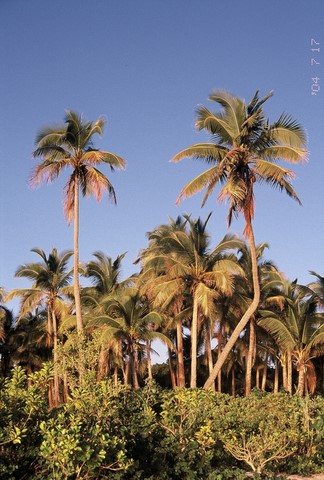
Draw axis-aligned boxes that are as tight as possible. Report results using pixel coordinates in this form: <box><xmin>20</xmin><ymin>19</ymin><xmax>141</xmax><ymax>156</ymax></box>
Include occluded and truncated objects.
<box><xmin>0</xmin><ymin>365</ymin><xmax>323</xmax><ymax>479</ymax></box>
<box><xmin>0</xmin><ymin>366</ymin><xmax>50</xmax><ymax>478</ymax></box>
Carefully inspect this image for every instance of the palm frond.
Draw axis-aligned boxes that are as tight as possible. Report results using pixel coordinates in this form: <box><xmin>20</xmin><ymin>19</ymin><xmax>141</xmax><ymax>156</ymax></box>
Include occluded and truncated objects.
<box><xmin>175</xmin><ymin>165</ymin><xmax>221</xmax><ymax>205</ymax></box>
<box><xmin>172</xmin><ymin>142</ymin><xmax>227</xmax><ymax>164</ymax></box>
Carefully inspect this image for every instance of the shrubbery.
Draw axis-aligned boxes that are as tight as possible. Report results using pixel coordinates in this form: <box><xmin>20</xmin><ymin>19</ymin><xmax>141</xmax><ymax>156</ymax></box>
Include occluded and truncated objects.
<box><xmin>0</xmin><ymin>366</ymin><xmax>323</xmax><ymax>479</ymax></box>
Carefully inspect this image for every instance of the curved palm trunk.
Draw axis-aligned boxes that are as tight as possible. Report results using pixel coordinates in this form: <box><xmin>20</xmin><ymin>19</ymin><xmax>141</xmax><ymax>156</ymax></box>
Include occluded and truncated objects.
<box><xmin>176</xmin><ymin>319</ymin><xmax>185</xmax><ymax>387</ymax></box>
<box><xmin>73</xmin><ymin>176</ymin><xmax>83</xmax><ymax>332</ymax></box>
<box><xmin>245</xmin><ymin>318</ymin><xmax>256</xmax><ymax>396</ymax></box>
<box><xmin>190</xmin><ymin>293</ymin><xmax>199</xmax><ymax>388</ymax></box>
<box><xmin>204</xmin><ymin>225</ymin><xmax>260</xmax><ymax>390</ymax></box>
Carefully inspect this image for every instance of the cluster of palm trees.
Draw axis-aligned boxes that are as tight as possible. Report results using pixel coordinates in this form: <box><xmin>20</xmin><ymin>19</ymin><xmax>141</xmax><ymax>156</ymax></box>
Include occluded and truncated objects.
<box><xmin>1</xmin><ymin>89</ymin><xmax>323</xmax><ymax>404</ymax></box>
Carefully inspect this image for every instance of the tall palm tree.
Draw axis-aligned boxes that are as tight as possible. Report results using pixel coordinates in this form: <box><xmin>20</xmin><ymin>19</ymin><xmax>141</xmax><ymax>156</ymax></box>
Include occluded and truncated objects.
<box><xmin>6</xmin><ymin>248</ymin><xmax>73</xmax><ymax>405</ymax></box>
<box><xmin>172</xmin><ymin>90</ymin><xmax>307</xmax><ymax>389</ymax></box>
<box><xmin>138</xmin><ymin>214</ymin><xmax>243</xmax><ymax>388</ymax></box>
<box><xmin>31</xmin><ymin>111</ymin><xmax>126</xmax><ymax>331</ymax></box>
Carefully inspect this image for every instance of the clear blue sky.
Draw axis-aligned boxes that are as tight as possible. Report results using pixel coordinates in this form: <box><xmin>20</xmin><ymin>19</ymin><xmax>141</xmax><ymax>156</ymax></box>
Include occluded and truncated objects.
<box><xmin>1</xmin><ymin>0</ymin><xmax>324</xmax><ymax>325</ymax></box>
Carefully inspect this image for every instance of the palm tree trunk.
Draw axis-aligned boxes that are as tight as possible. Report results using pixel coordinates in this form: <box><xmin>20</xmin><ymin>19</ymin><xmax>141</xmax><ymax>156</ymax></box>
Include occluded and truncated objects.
<box><xmin>297</xmin><ymin>365</ymin><xmax>305</xmax><ymax>396</ymax></box>
<box><xmin>190</xmin><ymin>294</ymin><xmax>199</xmax><ymax>388</ymax></box>
<box><xmin>204</xmin><ymin>225</ymin><xmax>260</xmax><ymax>389</ymax></box>
<box><xmin>245</xmin><ymin>318</ymin><xmax>255</xmax><ymax>396</ymax></box>
<box><xmin>52</xmin><ymin>310</ymin><xmax>60</xmax><ymax>407</ymax></box>
<box><xmin>146</xmin><ymin>341</ymin><xmax>153</xmax><ymax>380</ymax></box>
<box><xmin>261</xmin><ymin>353</ymin><xmax>268</xmax><ymax>391</ymax></box>
<box><xmin>205</xmin><ymin>323</ymin><xmax>215</xmax><ymax>391</ymax></box>
<box><xmin>281</xmin><ymin>353</ymin><xmax>287</xmax><ymax>391</ymax></box>
<box><xmin>287</xmin><ymin>351</ymin><xmax>292</xmax><ymax>394</ymax></box>
<box><xmin>217</xmin><ymin>325</ymin><xmax>222</xmax><ymax>392</ymax></box>
<box><xmin>176</xmin><ymin>319</ymin><xmax>185</xmax><ymax>387</ymax></box>
<box><xmin>231</xmin><ymin>367</ymin><xmax>236</xmax><ymax>396</ymax></box>
<box><xmin>256</xmin><ymin>366</ymin><xmax>261</xmax><ymax>389</ymax></box>
<box><xmin>73</xmin><ymin>176</ymin><xmax>83</xmax><ymax>332</ymax></box>
<box><xmin>168</xmin><ymin>347</ymin><xmax>176</xmax><ymax>389</ymax></box>
<box><xmin>274</xmin><ymin>357</ymin><xmax>279</xmax><ymax>393</ymax></box>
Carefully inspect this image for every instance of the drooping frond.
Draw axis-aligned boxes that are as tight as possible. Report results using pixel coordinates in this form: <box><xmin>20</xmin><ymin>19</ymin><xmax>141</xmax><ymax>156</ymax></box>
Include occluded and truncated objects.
<box><xmin>261</xmin><ymin>145</ymin><xmax>308</xmax><ymax>164</ymax></box>
<box><xmin>82</xmin><ymin>150</ymin><xmax>126</xmax><ymax>169</ymax></box>
<box><xmin>270</xmin><ymin>113</ymin><xmax>308</xmax><ymax>147</ymax></box>
<box><xmin>176</xmin><ymin>165</ymin><xmax>222</xmax><ymax>205</ymax></box>
<box><xmin>83</xmin><ymin>166</ymin><xmax>117</xmax><ymax>203</ymax></box>
<box><xmin>30</xmin><ymin>158</ymin><xmax>70</xmax><ymax>187</ymax></box>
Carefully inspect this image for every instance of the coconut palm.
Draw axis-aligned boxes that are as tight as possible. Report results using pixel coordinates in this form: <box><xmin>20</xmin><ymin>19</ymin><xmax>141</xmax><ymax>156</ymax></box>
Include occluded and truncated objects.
<box><xmin>80</xmin><ymin>251</ymin><xmax>131</xmax><ymax>380</ymax></box>
<box><xmin>172</xmin><ymin>90</ymin><xmax>307</xmax><ymax>389</ymax></box>
<box><xmin>87</xmin><ymin>286</ymin><xmax>170</xmax><ymax>388</ymax></box>
<box><xmin>258</xmin><ymin>281</ymin><xmax>324</xmax><ymax>395</ymax></box>
<box><xmin>137</xmin><ymin>215</ymin><xmax>189</xmax><ymax>386</ymax></box>
<box><xmin>31</xmin><ymin>111</ymin><xmax>126</xmax><ymax>331</ymax></box>
<box><xmin>6</xmin><ymin>248</ymin><xmax>73</xmax><ymax>405</ymax></box>
<box><xmin>138</xmin><ymin>214</ymin><xmax>243</xmax><ymax>388</ymax></box>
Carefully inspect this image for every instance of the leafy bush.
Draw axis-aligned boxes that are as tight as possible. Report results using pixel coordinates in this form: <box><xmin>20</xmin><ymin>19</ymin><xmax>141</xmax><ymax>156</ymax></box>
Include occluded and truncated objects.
<box><xmin>0</xmin><ymin>364</ymin><xmax>323</xmax><ymax>479</ymax></box>
<box><xmin>0</xmin><ymin>366</ymin><xmax>50</xmax><ymax>478</ymax></box>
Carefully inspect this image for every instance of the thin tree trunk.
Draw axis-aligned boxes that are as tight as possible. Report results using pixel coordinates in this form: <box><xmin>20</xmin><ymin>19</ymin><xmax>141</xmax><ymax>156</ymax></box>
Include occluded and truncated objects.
<box><xmin>231</xmin><ymin>367</ymin><xmax>236</xmax><ymax>396</ymax></box>
<box><xmin>131</xmin><ymin>345</ymin><xmax>139</xmax><ymax>389</ymax></box>
<box><xmin>52</xmin><ymin>310</ymin><xmax>60</xmax><ymax>407</ymax></box>
<box><xmin>205</xmin><ymin>322</ymin><xmax>215</xmax><ymax>391</ymax></box>
<box><xmin>282</xmin><ymin>353</ymin><xmax>287</xmax><ymax>391</ymax></box>
<box><xmin>261</xmin><ymin>353</ymin><xmax>268</xmax><ymax>391</ymax></box>
<box><xmin>204</xmin><ymin>226</ymin><xmax>260</xmax><ymax>389</ymax></box>
<box><xmin>274</xmin><ymin>357</ymin><xmax>279</xmax><ymax>393</ymax></box>
<box><xmin>168</xmin><ymin>347</ymin><xmax>176</xmax><ymax>389</ymax></box>
<box><xmin>190</xmin><ymin>294</ymin><xmax>199</xmax><ymax>388</ymax></box>
<box><xmin>256</xmin><ymin>366</ymin><xmax>261</xmax><ymax>389</ymax></box>
<box><xmin>114</xmin><ymin>367</ymin><xmax>118</xmax><ymax>386</ymax></box>
<box><xmin>176</xmin><ymin>319</ymin><xmax>185</xmax><ymax>387</ymax></box>
<box><xmin>287</xmin><ymin>351</ymin><xmax>292</xmax><ymax>394</ymax></box>
<box><xmin>146</xmin><ymin>341</ymin><xmax>153</xmax><ymax>380</ymax></box>
<box><xmin>73</xmin><ymin>176</ymin><xmax>83</xmax><ymax>332</ymax></box>
<box><xmin>217</xmin><ymin>325</ymin><xmax>222</xmax><ymax>393</ymax></box>
<box><xmin>245</xmin><ymin>318</ymin><xmax>255</xmax><ymax>396</ymax></box>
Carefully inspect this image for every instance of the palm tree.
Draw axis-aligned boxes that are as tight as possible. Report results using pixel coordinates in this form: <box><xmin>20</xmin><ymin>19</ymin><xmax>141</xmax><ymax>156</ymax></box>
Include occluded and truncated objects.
<box><xmin>81</xmin><ymin>251</ymin><xmax>130</xmax><ymax>380</ymax></box>
<box><xmin>87</xmin><ymin>286</ymin><xmax>170</xmax><ymax>388</ymax></box>
<box><xmin>171</xmin><ymin>90</ymin><xmax>307</xmax><ymax>389</ymax></box>
<box><xmin>138</xmin><ymin>214</ymin><xmax>243</xmax><ymax>387</ymax></box>
<box><xmin>31</xmin><ymin>111</ymin><xmax>126</xmax><ymax>331</ymax></box>
<box><xmin>6</xmin><ymin>248</ymin><xmax>73</xmax><ymax>405</ymax></box>
<box><xmin>258</xmin><ymin>281</ymin><xmax>324</xmax><ymax>395</ymax></box>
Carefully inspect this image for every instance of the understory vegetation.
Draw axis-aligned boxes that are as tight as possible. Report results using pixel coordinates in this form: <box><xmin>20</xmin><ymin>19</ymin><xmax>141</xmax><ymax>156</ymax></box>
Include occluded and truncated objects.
<box><xmin>0</xmin><ymin>361</ymin><xmax>323</xmax><ymax>479</ymax></box>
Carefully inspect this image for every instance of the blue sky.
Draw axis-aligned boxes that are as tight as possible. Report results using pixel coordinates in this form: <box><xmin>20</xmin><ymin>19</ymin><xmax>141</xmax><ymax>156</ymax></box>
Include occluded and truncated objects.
<box><xmin>1</xmin><ymin>0</ymin><xmax>324</xmax><ymax>332</ymax></box>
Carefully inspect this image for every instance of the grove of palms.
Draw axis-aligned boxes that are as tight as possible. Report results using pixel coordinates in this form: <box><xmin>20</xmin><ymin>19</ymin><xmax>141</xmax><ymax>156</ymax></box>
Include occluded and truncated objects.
<box><xmin>2</xmin><ymin>91</ymin><xmax>323</xmax><ymax>402</ymax></box>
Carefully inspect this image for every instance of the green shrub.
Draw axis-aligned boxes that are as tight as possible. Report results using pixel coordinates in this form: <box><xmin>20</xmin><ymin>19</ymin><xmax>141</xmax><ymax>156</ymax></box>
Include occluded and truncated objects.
<box><xmin>0</xmin><ymin>366</ymin><xmax>50</xmax><ymax>479</ymax></box>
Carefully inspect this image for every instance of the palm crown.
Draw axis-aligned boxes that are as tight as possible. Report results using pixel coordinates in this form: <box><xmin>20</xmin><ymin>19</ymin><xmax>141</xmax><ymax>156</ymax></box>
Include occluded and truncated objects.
<box><xmin>31</xmin><ymin>110</ymin><xmax>126</xmax><ymax>223</ymax></box>
<box><xmin>172</xmin><ymin>90</ymin><xmax>307</xmax><ymax>235</ymax></box>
